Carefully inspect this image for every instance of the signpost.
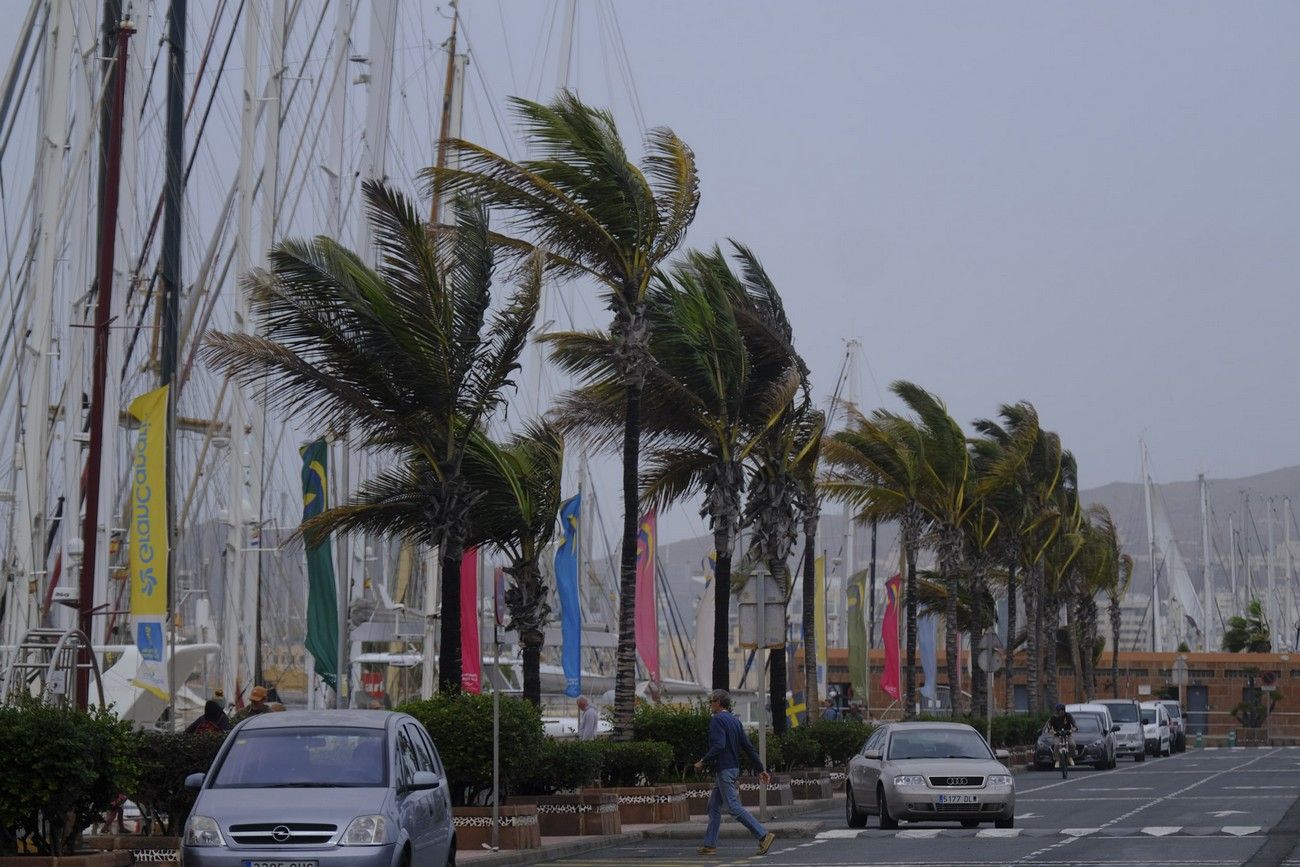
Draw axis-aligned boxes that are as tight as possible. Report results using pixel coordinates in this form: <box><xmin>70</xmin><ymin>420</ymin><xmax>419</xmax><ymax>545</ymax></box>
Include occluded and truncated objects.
<box><xmin>1172</xmin><ymin>654</ymin><xmax>1188</xmax><ymax>710</ymax></box>
<box><xmin>739</xmin><ymin>565</ymin><xmax>784</xmax><ymax>822</ymax></box>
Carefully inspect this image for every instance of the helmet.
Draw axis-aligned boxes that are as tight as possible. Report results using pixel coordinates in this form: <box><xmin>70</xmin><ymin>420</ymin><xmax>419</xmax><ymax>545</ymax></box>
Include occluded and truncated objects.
<box><xmin>1054</xmin><ymin>703</ymin><xmax>1066</xmax><ymax>712</ymax></box>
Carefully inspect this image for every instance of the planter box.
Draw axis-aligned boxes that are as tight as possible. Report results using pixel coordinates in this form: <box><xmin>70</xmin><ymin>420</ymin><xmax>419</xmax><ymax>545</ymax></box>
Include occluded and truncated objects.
<box><xmin>80</xmin><ymin>836</ymin><xmax>180</xmax><ymax>865</ymax></box>
<box><xmin>0</xmin><ymin>852</ymin><xmax>132</xmax><ymax>867</ymax></box>
<box><xmin>583</xmin><ymin>786</ymin><xmax>687</xmax><ymax>825</ymax></box>
<box><xmin>1237</xmin><ymin>727</ymin><xmax>1269</xmax><ymax>746</ymax></box>
<box><xmin>789</xmin><ymin>770</ymin><xmax>833</xmax><ymax>801</ymax></box>
<box><xmin>683</xmin><ymin>783</ymin><xmax>712</xmax><ymax>816</ymax></box>
<box><xmin>508</xmin><ymin>794</ymin><xmax>621</xmax><ymax>837</ymax></box>
<box><xmin>738</xmin><ymin>773</ymin><xmax>793</xmax><ymax>807</ymax></box>
<box><xmin>451</xmin><ymin>805</ymin><xmax>540</xmax><ymax>851</ymax></box>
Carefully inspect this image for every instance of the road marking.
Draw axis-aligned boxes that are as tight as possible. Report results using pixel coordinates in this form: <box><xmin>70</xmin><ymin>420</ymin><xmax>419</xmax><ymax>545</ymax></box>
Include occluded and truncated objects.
<box><xmin>1016</xmin><ymin>812</ymin><xmax>1040</xmax><ymax>819</ymax></box>
<box><xmin>895</xmin><ymin>828</ymin><xmax>941</xmax><ymax>839</ymax></box>
<box><xmin>1210</xmin><ymin>810</ymin><xmax>1248</xmax><ymax>817</ymax></box>
<box><xmin>1061</xmin><ymin>828</ymin><xmax>1100</xmax><ymax>836</ymax></box>
<box><xmin>1225</xmin><ymin>785</ymin><xmax>1297</xmax><ymax>789</ymax></box>
<box><xmin>1081</xmin><ymin>786</ymin><xmax>1152</xmax><ymax>791</ymax></box>
<box><xmin>1223</xmin><ymin>825</ymin><xmax>1263</xmax><ymax>836</ymax></box>
<box><xmin>1141</xmin><ymin>826</ymin><xmax>1181</xmax><ymax>836</ymax></box>
<box><xmin>816</xmin><ymin>829</ymin><xmax>860</xmax><ymax>839</ymax></box>
<box><xmin>976</xmin><ymin>828</ymin><xmax>1020</xmax><ymax>838</ymax></box>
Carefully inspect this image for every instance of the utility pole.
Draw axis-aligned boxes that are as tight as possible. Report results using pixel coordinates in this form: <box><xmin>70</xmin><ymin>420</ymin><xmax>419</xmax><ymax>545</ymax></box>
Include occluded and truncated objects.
<box><xmin>1141</xmin><ymin>443</ymin><xmax>1160</xmax><ymax>652</ymax></box>
<box><xmin>1199</xmin><ymin>475</ymin><xmax>1211</xmax><ymax>652</ymax></box>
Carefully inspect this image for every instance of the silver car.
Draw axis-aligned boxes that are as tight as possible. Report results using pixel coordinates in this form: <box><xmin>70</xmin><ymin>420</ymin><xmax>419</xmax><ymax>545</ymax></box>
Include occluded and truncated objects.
<box><xmin>183</xmin><ymin>710</ymin><xmax>455</xmax><ymax>867</ymax></box>
<box><xmin>846</xmin><ymin>722</ymin><xmax>1016</xmax><ymax>830</ymax></box>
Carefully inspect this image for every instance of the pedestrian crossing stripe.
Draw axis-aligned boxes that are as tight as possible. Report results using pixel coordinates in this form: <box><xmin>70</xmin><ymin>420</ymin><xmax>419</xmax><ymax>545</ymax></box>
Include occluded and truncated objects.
<box><xmin>815</xmin><ymin>825</ymin><xmax>1264</xmax><ymax>840</ymax></box>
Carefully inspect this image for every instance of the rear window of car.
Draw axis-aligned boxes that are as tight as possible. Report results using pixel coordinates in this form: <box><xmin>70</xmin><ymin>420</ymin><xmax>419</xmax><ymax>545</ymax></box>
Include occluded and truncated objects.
<box><xmin>1099</xmin><ymin>702</ymin><xmax>1138</xmax><ymax>723</ymax></box>
<box><xmin>211</xmin><ymin>727</ymin><xmax>387</xmax><ymax>788</ymax></box>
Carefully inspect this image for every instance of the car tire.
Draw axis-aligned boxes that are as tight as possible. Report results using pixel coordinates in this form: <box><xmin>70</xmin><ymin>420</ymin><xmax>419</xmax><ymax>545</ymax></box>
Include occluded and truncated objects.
<box><xmin>446</xmin><ymin>838</ymin><xmax>456</xmax><ymax>867</ymax></box>
<box><xmin>846</xmin><ymin>783</ymin><xmax>867</xmax><ymax>829</ymax></box>
<box><xmin>878</xmin><ymin>786</ymin><xmax>899</xmax><ymax>830</ymax></box>
<box><xmin>1135</xmin><ymin>752</ymin><xmax>1145</xmax><ymax>762</ymax></box>
<box><xmin>960</xmin><ymin>819</ymin><xmax>980</xmax><ymax>828</ymax></box>
<box><xmin>1162</xmin><ymin>744</ymin><xmax>1171</xmax><ymax>757</ymax></box>
<box><xmin>995</xmin><ymin>817</ymin><xmax>1014</xmax><ymax>829</ymax></box>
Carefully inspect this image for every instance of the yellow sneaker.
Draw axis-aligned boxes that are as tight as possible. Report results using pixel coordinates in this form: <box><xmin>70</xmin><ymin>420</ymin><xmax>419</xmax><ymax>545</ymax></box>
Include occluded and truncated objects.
<box><xmin>757</xmin><ymin>832</ymin><xmax>776</xmax><ymax>855</ymax></box>
<box><xmin>697</xmin><ymin>845</ymin><xmax>717</xmax><ymax>856</ymax></box>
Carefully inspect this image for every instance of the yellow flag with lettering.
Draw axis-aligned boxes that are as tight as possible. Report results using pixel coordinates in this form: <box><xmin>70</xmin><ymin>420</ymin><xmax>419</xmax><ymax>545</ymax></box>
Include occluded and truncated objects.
<box><xmin>128</xmin><ymin>385</ymin><xmax>169</xmax><ymax>700</ymax></box>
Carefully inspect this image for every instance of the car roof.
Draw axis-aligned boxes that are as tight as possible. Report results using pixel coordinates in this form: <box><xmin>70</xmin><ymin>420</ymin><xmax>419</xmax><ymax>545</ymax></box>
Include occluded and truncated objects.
<box><xmin>1093</xmin><ymin>698</ymin><xmax>1139</xmax><ymax>705</ymax></box>
<box><xmin>881</xmin><ymin>721</ymin><xmax>982</xmax><ymax>733</ymax></box>
<box><xmin>237</xmin><ymin>710</ymin><xmax>399</xmax><ymax>731</ymax></box>
<box><xmin>1065</xmin><ymin>703</ymin><xmax>1110</xmax><ymax>713</ymax></box>
<box><xmin>1139</xmin><ymin>701</ymin><xmax>1166</xmax><ymax>709</ymax></box>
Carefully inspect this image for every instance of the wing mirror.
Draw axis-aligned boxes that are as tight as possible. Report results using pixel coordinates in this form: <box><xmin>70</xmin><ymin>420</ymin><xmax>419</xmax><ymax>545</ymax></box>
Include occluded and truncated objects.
<box><xmin>407</xmin><ymin>771</ymin><xmax>440</xmax><ymax>791</ymax></box>
<box><xmin>995</xmin><ymin>749</ymin><xmax>1010</xmax><ymax>761</ymax></box>
<box><xmin>863</xmin><ymin>749</ymin><xmax>882</xmax><ymax>760</ymax></box>
<box><xmin>1111</xmin><ymin>725</ymin><xmax>1121</xmax><ymax>733</ymax></box>
<box><xmin>184</xmin><ymin>772</ymin><xmax>205</xmax><ymax>789</ymax></box>
<box><xmin>1161</xmin><ymin>720</ymin><xmax>1169</xmax><ymax>727</ymax></box>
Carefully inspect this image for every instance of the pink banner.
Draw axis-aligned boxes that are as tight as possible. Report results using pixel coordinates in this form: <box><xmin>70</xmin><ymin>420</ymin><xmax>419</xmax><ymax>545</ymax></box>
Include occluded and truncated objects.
<box><xmin>461</xmin><ymin>547</ymin><xmax>481</xmax><ymax>693</ymax></box>
<box><xmin>635</xmin><ymin>510</ymin><xmax>660</xmax><ymax>681</ymax></box>
<box><xmin>880</xmin><ymin>574</ymin><xmax>901</xmax><ymax>701</ymax></box>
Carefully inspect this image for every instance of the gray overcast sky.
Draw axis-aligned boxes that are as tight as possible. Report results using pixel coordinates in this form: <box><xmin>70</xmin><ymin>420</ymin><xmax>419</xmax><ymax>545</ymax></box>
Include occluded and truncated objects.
<box><xmin>460</xmin><ymin>0</ymin><xmax>1299</xmax><ymax>497</ymax></box>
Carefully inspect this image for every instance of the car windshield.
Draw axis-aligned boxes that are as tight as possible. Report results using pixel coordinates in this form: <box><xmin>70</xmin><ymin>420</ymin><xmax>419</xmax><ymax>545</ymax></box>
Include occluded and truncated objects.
<box><xmin>888</xmin><ymin>729</ymin><xmax>992</xmax><ymax>760</ymax></box>
<box><xmin>1161</xmin><ymin>703</ymin><xmax>1182</xmax><ymax>718</ymax></box>
<box><xmin>211</xmin><ymin>727</ymin><xmax>387</xmax><ymax>788</ymax></box>
<box><xmin>1102</xmin><ymin>703</ymin><xmax>1138</xmax><ymax>723</ymax></box>
<box><xmin>1140</xmin><ymin>709</ymin><xmax>1156</xmax><ymax>724</ymax></box>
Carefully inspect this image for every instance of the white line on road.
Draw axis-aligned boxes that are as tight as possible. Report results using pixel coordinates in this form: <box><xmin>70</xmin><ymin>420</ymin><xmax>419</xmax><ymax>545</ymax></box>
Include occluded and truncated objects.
<box><xmin>1141</xmin><ymin>826</ymin><xmax>1182</xmax><ymax>836</ymax></box>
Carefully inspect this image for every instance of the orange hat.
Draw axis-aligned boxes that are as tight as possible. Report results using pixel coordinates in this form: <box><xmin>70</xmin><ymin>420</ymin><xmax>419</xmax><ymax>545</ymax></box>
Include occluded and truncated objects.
<box><xmin>250</xmin><ymin>685</ymin><xmax>268</xmax><ymax>702</ymax></box>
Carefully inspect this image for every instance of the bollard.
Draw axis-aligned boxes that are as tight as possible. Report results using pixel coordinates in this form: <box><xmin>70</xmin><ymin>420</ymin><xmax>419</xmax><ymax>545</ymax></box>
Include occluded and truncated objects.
<box><xmin>1195</xmin><ymin>731</ymin><xmax>1203</xmax><ymax>749</ymax></box>
<box><xmin>1227</xmin><ymin>729</ymin><xmax>1236</xmax><ymax>748</ymax></box>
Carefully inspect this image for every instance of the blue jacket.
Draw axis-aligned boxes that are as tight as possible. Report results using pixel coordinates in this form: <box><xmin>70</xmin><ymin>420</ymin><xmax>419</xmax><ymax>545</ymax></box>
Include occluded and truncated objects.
<box><xmin>701</xmin><ymin>711</ymin><xmax>765</xmax><ymax>773</ymax></box>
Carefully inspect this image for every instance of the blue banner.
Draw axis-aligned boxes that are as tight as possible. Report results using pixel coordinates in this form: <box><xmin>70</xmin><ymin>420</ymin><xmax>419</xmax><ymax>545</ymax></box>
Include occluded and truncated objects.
<box><xmin>918</xmin><ymin>613</ymin><xmax>939</xmax><ymax>702</ymax></box>
<box><xmin>555</xmin><ymin>495</ymin><xmax>582</xmax><ymax>698</ymax></box>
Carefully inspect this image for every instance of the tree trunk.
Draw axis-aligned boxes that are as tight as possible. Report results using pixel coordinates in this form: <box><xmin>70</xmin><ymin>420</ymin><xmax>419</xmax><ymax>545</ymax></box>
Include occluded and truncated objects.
<box><xmin>712</xmin><ymin>545</ymin><xmax>732</xmax><ymax>690</ymax></box>
<box><xmin>802</xmin><ymin>519</ymin><xmax>820</xmax><ymax>719</ymax></box>
<box><xmin>438</xmin><ymin>550</ymin><xmax>462</xmax><ymax>693</ymax></box>
<box><xmin>1044</xmin><ymin>593</ymin><xmax>1060</xmax><ymax>709</ymax></box>
<box><xmin>1066</xmin><ymin>596</ymin><xmax>1082</xmax><ymax>704</ymax></box>
<box><xmin>612</xmin><ymin>380</ymin><xmax>643</xmax><ymax>740</ymax></box>
<box><xmin>1110</xmin><ymin>599</ymin><xmax>1121</xmax><ymax>698</ymax></box>
<box><xmin>970</xmin><ymin>563</ymin><xmax>987</xmax><ymax>718</ymax></box>
<box><xmin>1003</xmin><ymin>557</ymin><xmax>1018</xmax><ymax>714</ymax></box>
<box><xmin>771</xmin><ymin>608</ymin><xmax>789</xmax><ymax>736</ymax></box>
<box><xmin>1024</xmin><ymin>566</ymin><xmax>1040</xmax><ymax>715</ymax></box>
<box><xmin>945</xmin><ymin>567</ymin><xmax>961</xmax><ymax>715</ymax></box>
<box><xmin>521</xmin><ymin>630</ymin><xmax>543</xmax><ymax>706</ymax></box>
<box><xmin>904</xmin><ymin>535</ymin><xmax>919</xmax><ymax>719</ymax></box>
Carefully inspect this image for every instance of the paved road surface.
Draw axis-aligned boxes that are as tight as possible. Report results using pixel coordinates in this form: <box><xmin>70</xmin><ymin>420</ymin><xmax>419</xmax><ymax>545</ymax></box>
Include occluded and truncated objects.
<box><xmin>549</xmin><ymin>747</ymin><xmax>1300</xmax><ymax>866</ymax></box>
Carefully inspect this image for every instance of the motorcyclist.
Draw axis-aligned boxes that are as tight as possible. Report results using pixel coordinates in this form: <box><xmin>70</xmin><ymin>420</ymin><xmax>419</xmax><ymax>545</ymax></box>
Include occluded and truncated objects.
<box><xmin>1049</xmin><ymin>703</ymin><xmax>1078</xmax><ymax>766</ymax></box>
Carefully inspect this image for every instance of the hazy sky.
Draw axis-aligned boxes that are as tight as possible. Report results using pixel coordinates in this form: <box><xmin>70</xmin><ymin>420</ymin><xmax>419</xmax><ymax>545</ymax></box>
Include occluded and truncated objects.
<box><xmin>452</xmin><ymin>0</ymin><xmax>1300</xmax><ymax>499</ymax></box>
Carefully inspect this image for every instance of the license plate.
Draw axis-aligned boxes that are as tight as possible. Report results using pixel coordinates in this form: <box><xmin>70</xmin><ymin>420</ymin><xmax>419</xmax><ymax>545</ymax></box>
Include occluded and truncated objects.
<box><xmin>244</xmin><ymin>861</ymin><xmax>318</xmax><ymax>867</ymax></box>
<box><xmin>936</xmin><ymin>794</ymin><xmax>977</xmax><ymax>804</ymax></box>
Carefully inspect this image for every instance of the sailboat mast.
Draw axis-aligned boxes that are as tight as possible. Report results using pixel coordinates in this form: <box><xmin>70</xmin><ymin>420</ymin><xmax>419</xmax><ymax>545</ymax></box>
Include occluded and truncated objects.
<box><xmin>1199</xmin><ymin>474</ymin><xmax>1211</xmax><ymax>652</ymax></box>
<box><xmin>161</xmin><ymin>0</ymin><xmax>187</xmax><ymax>727</ymax></box>
<box><xmin>1268</xmin><ymin>498</ymin><xmax>1277</xmax><ymax>642</ymax></box>
<box><xmin>429</xmin><ymin>0</ymin><xmax>459</xmax><ymax>226</ymax></box>
<box><xmin>79</xmin><ymin>16</ymin><xmax>134</xmax><ymax>707</ymax></box>
<box><xmin>1229</xmin><ymin>514</ymin><xmax>1237</xmax><ymax>614</ymax></box>
<box><xmin>1142</xmin><ymin>443</ymin><xmax>1160</xmax><ymax>652</ymax></box>
<box><xmin>1287</xmin><ymin>498</ymin><xmax>1296</xmax><ymax>649</ymax></box>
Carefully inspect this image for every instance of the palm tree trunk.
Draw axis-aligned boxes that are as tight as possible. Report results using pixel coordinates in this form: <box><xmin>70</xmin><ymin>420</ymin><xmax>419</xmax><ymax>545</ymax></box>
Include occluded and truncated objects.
<box><xmin>1044</xmin><ymin>593</ymin><xmax>1060</xmax><ymax>709</ymax></box>
<box><xmin>1110</xmin><ymin>598</ymin><xmax>1121</xmax><ymax>698</ymax></box>
<box><xmin>1066</xmin><ymin>597</ymin><xmax>1082</xmax><ymax>704</ymax></box>
<box><xmin>712</xmin><ymin>544</ymin><xmax>732</xmax><ymax>690</ymax></box>
<box><xmin>613</xmin><ymin>381</ymin><xmax>643</xmax><ymax>740</ymax></box>
<box><xmin>802</xmin><ymin>519</ymin><xmax>820</xmax><ymax>719</ymax></box>
<box><xmin>970</xmin><ymin>563</ymin><xmax>987</xmax><ymax>718</ymax></box>
<box><xmin>438</xmin><ymin>550</ymin><xmax>462</xmax><ymax>693</ymax></box>
<box><xmin>770</xmin><ymin>559</ymin><xmax>789</xmax><ymax>735</ymax></box>
<box><xmin>1025</xmin><ymin>566</ymin><xmax>1040</xmax><ymax>715</ymax></box>
<box><xmin>904</xmin><ymin>533</ymin><xmax>919</xmax><ymax>719</ymax></box>
<box><xmin>945</xmin><ymin>567</ymin><xmax>961</xmax><ymax>715</ymax></box>
<box><xmin>521</xmin><ymin>630</ymin><xmax>543</xmax><ymax>706</ymax></box>
<box><xmin>1003</xmin><ymin>557</ymin><xmax>1018</xmax><ymax>713</ymax></box>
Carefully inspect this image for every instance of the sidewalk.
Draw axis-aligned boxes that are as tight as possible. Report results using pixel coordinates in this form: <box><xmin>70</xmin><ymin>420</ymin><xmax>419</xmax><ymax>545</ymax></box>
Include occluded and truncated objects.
<box><xmin>458</xmin><ymin>797</ymin><xmax>838</xmax><ymax>865</ymax></box>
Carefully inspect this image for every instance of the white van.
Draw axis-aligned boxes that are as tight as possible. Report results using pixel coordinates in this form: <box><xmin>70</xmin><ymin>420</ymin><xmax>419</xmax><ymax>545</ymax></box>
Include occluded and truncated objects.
<box><xmin>1093</xmin><ymin>699</ymin><xmax>1146</xmax><ymax>762</ymax></box>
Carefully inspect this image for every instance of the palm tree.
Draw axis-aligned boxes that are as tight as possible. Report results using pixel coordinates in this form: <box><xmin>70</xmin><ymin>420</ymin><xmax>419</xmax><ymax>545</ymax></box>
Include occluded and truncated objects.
<box><xmin>1039</xmin><ymin>452</ymin><xmax>1082</xmax><ymax>709</ymax></box>
<box><xmin>822</xmin><ymin>409</ymin><xmax>928</xmax><ymax>716</ymax></box>
<box><xmin>794</xmin><ymin>420</ymin><xmax>825</xmax><ymax>719</ymax></box>
<box><xmin>428</xmin><ymin>92</ymin><xmax>699</xmax><ymax>737</ymax></box>
<box><xmin>461</xmin><ymin>423</ymin><xmax>565</xmax><ymax>706</ymax></box>
<box><xmin>204</xmin><ymin>185</ymin><xmax>539</xmax><ymax>692</ymax></box>
<box><xmin>1222</xmin><ymin>599</ymin><xmax>1271</xmax><ymax>652</ymax></box>
<box><xmin>548</xmin><ymin>245</ymin><xmax>800</xmax><ymax>692</ymax></box>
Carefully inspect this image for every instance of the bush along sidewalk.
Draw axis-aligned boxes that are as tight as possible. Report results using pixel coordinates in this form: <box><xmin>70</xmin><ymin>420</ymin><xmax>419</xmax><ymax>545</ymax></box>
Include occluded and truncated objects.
<box><xmin>126</xmin><ymin>730</ymin><xmax>228</xmax><ymax>836</ymax></box>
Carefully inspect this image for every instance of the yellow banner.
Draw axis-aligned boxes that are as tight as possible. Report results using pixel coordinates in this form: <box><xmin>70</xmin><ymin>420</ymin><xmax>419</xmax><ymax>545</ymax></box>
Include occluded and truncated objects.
<box><xmin>128</xmin><ymin>385</ymin><xmax>169</xmax><ymax>700</ymax></box>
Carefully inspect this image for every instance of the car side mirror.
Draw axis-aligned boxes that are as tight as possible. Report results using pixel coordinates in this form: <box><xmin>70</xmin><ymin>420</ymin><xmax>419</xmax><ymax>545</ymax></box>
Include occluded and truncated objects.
<box><xmin>1161</xmin><ymin>720</ymin><xmax>1169</xmax><ymax>727</ymax></box>
<box><xmin>1111</xmin><ymin>725</ymin><xmax>1121</xmax><ymax>733</ymax></box>
<box><xmin>995</xmin><ymin>749</ymin><xmax>1010</xmax><ymax>761</ymax></box>
<box><xmin>863</xmin><ymin>749</ymin><xmax>882</xmax><ymax>760</ymax></box>
<box><xmin>184</xmin><ymin>773</ymin><xmax>205</xmax><ymax>790</ymax></box>
<box><xmin>407</xmin><ymin>771</ymin><xmax>439</xmax><ymax>791</ymax></box>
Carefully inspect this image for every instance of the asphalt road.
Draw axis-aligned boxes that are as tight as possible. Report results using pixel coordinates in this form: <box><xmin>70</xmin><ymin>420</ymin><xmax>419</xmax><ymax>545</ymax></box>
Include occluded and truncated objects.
<box><xmin>548</xmin><ymin>747</ymin><xmax>1300</xmax><ymax>866</ymax></box>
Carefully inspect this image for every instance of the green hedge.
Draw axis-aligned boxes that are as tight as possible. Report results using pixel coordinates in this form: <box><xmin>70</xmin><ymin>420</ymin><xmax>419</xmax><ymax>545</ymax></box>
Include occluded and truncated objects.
<box><xmin>631</xmin><ymin>702</ymin><xmax>710</xmax><ymax>777</ymax></box>
<box><xmin>129</xmin><ymin>730</ymin><xmax>228</xmax><ymax>835</ymax></box>
<box><xmin>592</xmin><ymin>740</ymin><xmax>673</xmax><ymax>787</ymax></box>
<box><xmin>0</xmin><ymin>701</ymin><xmax>137</xmax><ymax>856</ymax></box>
<box><xmin>515</xmin><ymin>738</ymin><xmax>603</xmax><ymax>795</ymax></box>
<box><xmin>400</xmin><ymin>693</ymin><xmax>544</xmax><ymax>806</ymax></box>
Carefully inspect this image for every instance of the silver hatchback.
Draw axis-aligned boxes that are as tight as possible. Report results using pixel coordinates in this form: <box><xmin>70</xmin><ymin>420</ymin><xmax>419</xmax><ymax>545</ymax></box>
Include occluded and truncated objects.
<box><xmin>182</xmin><ymin>710</ymin><xmax>455</xmax><ymax>867</ymax></box>
<box><xmin>846</xmin><ymin>722</ymin><xmax>1015</xmax><ymax>830</ymax></box>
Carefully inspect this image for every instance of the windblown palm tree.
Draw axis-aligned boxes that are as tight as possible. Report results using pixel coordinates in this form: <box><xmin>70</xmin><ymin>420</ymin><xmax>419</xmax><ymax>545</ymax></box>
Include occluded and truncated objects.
<box><xmin>204</xmin><ymin>184</ymin><xmax>540</xmax><ymax>693</ymax></box>
<box><xmin>548</xmin><ymin>245</ymin><xmax>801</xmax><ymax>692</ymax></box>
<box><xmin>427</xmin><ymin>92</ymin><xmax>699</xmax><ymax>737</ymax></box>
<box><xmin>463</xmin><ymin>423</ymin><xmax>565</xmax><ymax>705</ymax></box>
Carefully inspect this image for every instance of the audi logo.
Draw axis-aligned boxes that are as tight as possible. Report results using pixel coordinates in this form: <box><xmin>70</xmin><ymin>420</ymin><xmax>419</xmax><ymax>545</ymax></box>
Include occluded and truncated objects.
<box><xmin>949</xmin><ymin>777</ymin><xmax>968</xmax><ymax>786</ymax></box>
<box><xmin>271</xmin><ymin>825</ymin><xmax>292</xmax><ymax>843</ymax></box>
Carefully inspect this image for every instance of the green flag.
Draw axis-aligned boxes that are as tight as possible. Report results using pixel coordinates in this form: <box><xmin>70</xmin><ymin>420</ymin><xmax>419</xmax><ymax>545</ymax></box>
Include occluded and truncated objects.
<box><xmin>847</xmin><ymin>569</ymin><xmax>867</xmax><ymax>701</ymax></box>
<box><xmin>301</xmin><ymin>439</ymin><xmax>338</xmax><ymax>690</ymax></box>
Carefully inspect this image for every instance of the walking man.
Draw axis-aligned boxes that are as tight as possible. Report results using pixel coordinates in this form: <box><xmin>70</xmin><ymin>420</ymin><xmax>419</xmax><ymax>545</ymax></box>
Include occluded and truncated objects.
<box><xmin>693</xmin><ymin>689</ymin><xmax>777</xmax><ymax>857</ymax></box>
<box><xmin>577</xmin><ymin>695</ymin><xmax>598</xmax><ymax>741</ymax></box>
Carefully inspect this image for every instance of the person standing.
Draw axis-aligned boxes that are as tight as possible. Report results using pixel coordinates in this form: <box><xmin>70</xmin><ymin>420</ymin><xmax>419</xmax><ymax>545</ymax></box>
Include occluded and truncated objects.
<box><xmin>820</xmin><ymin>698</ymin><xmax>840</xmax><ymax>721</ymax></box>
<box><xmin>577</xmin><ymin>695</ymin><xmax>598</xmax><ymax>741</ymax></box>
<box><xmin>692</xmin><ymin>689</ymin><xmax>776</xmax><ymax>857</ymax></box>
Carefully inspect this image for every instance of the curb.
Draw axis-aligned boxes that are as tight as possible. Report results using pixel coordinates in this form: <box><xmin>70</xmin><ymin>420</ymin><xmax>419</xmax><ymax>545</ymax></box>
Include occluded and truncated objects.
<box><xmin>458</xmin><ymin>830</ymin><xmax>646</xmax><ymax>865</ymax></box>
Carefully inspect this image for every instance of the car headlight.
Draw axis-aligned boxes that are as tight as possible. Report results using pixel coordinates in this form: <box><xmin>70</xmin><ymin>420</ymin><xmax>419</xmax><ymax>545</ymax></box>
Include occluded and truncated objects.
<box><xmin>340</xmin><ymin>815</ymin><xmax>388</xmax><ymax>846</ymax></box>
<box><xmin>184</xmin><ymin>816</ymin><xmax>225</xmax><ymax>847</ymax></box>
<box><xmin>893</xmin><ymin>775</ymin><xmax>926</xmax><ymax>787</ymax></box>
<box><xmin>987</xmin><ymin>775</ymin><xmax>1013</xmax><ymax>787</ymax></box>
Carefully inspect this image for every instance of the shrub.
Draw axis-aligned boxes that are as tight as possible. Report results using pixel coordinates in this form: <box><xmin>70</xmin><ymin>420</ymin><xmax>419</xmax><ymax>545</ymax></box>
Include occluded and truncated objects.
<box><xmin>514</xmin><ymin>738</ymin><xmax>602</xmax><ymax>795</ymax></box>
<box><xmin>592</xmin><ymin>740</ymin><xmax>673</xmax><ymax>787</ymax></box>
<box><xmin>0</xmin><ymin>701</ymin><xmax>137</xmax><ymax>855</ymax></box>
<box><xmin>773</xmin><ymin>727</ymin><xmax>822</xmax><ymax>770</ymax></box>
<box><xmin>400</xmin><ymin>693</ymin><xmax>543</xmax><ymax>805</ymax></box>
<box><xmin>803</xmin><ymin>719</ymin><xmax>873</xmax><ymax>765</ymax></box>
<box><xmin>129</xmin><ymin>730</ymin><xmax>228</xmax><ymax>834</ymax></box>
<box><xmin>746</xmin><ymin>729</ymin><xmax>782</xmax><ymax>772</ymax></box>
<box><xmin>632</xmin><ymin>702</ymin><xmax>710</xmax><ymax>777</ymax></box>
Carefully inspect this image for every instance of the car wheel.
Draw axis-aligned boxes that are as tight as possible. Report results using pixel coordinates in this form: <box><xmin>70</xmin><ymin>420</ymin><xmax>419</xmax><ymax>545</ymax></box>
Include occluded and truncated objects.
<box><xmin>995</xmin><ymin>816</ymin><xmax>1015</xmax><ymax>829</ymax></box>
<box><xmin>446</xmin><ymin>837</ymin><xmax>456</xmax><ymax>867</ymax></box>
<box><xmin>846</xmin><ymin>783</ymin><xmax>867</xmax><ymax>829</ymax></box>
<box><xmin>1135</xmin><ymin>752</ymin><xmax>1145</xmax><ymax>762</ymax></box>
<box><xmin>960</xmin><ymin>819</ymin><xmax>980</xmax><ymax>828</ymax></box>
<box><xmin>1162</xmin><ymin>744</ymin><xmax>1171</xmax><ymax>757</ymax></box>
<box><xmin>878</xmin><ymin>786</ymin><xmax>899</xmax><ymax>830</ymax></box>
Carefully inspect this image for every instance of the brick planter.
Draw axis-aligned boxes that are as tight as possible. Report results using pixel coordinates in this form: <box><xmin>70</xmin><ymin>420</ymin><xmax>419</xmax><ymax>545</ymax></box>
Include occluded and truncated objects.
<box><xmin>684</xmin><ymin>783</ymin><xmax>712</xmax><ymax>816</ymax></box>
<box><xmin>508</xmin><ymin>793</ymin><xmax>621</xmax><ymax>837</ymax></box>
<box><xmin>583</xmin><ymin>786</ymin><xmax>688</xmax><ymax>825</ymax></box>
<box><xmin>451</xmin><ymin>805</ymin><xmax>540</xmax><ymax>850</ymax></box>
<box><xmin>789</xmin><ymin>770</ymin><xmax>834</xmax><ymax>800</ymax></box>
<box><xmin>738</xmin><ymin>773</ymin><xmax>793</xmax><ymax>807</ymax></box>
